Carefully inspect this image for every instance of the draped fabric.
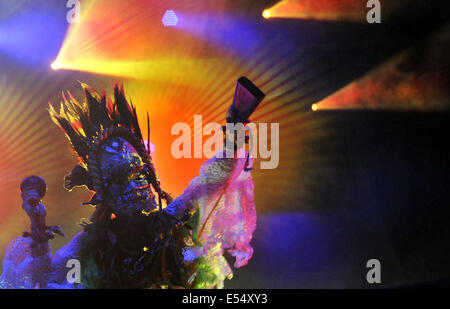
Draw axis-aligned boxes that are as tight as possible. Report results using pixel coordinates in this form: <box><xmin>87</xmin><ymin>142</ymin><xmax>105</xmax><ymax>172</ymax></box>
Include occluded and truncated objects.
<box><xmin>166</xmin><ymin>149</ymin><xmax>257</xmax><ymax>288</ymax></box>
<box><xmin>1</xmin><ymin>150</ymin><xmax>256</xmax><ymax>289</ymax></box>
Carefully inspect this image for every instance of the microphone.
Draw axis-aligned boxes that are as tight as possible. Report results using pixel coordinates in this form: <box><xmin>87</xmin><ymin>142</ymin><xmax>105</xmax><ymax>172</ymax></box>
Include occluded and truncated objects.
<box><xmin>20</xmin><ymin>176</ymin><xmax>47</xmax><ymax>206</ymax></box>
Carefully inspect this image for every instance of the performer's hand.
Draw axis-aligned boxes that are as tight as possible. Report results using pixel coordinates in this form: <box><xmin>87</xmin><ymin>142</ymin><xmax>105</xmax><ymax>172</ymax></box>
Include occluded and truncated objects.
<box><xmin>21</xmin><ymin>189</ymin><xmax>43</xmax><ymax>218</ymax></box>
<box><xmin>226</xmin><ymin>105</ymin><xmax>243</xmax><ymax>124</ymax></box>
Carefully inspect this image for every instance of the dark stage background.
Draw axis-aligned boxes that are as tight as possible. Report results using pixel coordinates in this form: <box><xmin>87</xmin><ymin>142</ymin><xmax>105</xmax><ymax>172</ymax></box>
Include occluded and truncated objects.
<box><xmin>0</xmin><ymin>0</ymin><xmax>449</xmax><ymax>288</ymax></box>
<box><xmin>227</xmin><ymin>110</ymin><xmax>450</xmax><ymax>288</ymax></box>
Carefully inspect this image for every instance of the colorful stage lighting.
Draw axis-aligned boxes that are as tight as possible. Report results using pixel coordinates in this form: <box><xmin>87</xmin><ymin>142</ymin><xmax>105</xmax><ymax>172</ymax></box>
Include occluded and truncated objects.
<box><xmin>263</xmin><ymin>0</ymin><xmax>407</xmax><ymax>22</ymax></box>
<box><xmin>50</xmin><ymin>61</ymin><xmax>60</xmax><ymax>70</ymax></box>
<box><xmin>48</xmin><ymin>0</ymin><xmax>326</xmax><ymax>211</ymax></box>
<box><xmin>314</xmin><ymin>22</ymin><xmax>449</xmax><ymax>112</ymax></box>
<box><xmin>162</xmin><ymin>10</ymin><xmax>179</xmax><ymax>27</ymax></box>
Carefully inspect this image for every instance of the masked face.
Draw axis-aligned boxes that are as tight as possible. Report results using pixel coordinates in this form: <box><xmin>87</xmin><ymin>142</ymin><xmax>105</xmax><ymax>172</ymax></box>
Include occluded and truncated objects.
<box><xmin>98</xmin><ymin>137</ymin><xmax>157</xmax><ymax>216</ymax></box>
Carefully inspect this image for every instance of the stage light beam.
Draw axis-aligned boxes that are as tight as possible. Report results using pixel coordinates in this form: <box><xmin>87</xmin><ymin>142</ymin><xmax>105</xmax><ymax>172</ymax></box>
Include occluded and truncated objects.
<box><xmin>263</xmin><ymin>10</ymin><xmax>271</xmax><ymax>19</ymax></box>
<box><xmin>51</xmin><ymin>60</ymin><xmax>60</xmax><ymax>70</ymax></box>
<box><xmin>263</xmin><ymin>0</ymin><xmax>407</xmax><ymax>22</ymax></box>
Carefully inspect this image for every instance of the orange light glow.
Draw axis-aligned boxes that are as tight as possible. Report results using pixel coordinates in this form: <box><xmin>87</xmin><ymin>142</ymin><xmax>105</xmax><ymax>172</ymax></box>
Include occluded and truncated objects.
<box><xmin>314</xmin><ymin>29</ymin><xmax>449</xmax><ymax>112</ymax></box>
<box><xmin>1</xmin><ymin>1</ymin><xmax>333</xmax><ymax>260</ymax></box>
<box><xmin>262</xmin><ymin>0</ymin><xmax>403</xmax><ymax>22</ymax></box>
<box><xmin>264</xmin><ymin>0</ymin><xmax>364</xmax><ymax>21</ymax></box>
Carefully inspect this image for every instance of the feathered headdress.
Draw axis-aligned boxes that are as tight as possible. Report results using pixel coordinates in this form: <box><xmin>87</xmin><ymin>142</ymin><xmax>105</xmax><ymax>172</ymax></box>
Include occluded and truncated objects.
<box><xmin>49</xmin><ymin>83</ymin><xmax>170</xmax><ymax>220</ymax></box>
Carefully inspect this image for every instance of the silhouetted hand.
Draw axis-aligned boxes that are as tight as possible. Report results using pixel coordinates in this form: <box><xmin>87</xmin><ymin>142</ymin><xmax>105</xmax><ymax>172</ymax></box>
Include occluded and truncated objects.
<box><xmin>21</xmin><ymin>189</ymin><xmax>46</xmax><ymax>233</ymax></box>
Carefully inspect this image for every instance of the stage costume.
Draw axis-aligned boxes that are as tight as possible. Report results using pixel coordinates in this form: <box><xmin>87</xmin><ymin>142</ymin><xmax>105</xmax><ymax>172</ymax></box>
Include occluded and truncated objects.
<box><xmin>0</xmin><ymin>80</ymin><xmax>261</xmax><ymax>289</ymax></box>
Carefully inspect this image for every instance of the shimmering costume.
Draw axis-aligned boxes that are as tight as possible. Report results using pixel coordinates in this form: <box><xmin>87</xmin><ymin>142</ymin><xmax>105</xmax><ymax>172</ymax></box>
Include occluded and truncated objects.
<box><xmin>0</xmin><ymin>82</ymin><xmax>259</xmax><ymax>289</ymax></box>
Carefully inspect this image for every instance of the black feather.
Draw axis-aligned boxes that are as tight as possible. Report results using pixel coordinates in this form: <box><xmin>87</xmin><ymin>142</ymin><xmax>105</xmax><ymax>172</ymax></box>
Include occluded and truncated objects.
<box><xmin>50</xmin><ymin>83</ymin><xmax>150</xmax><ymax>165</ymax></box>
